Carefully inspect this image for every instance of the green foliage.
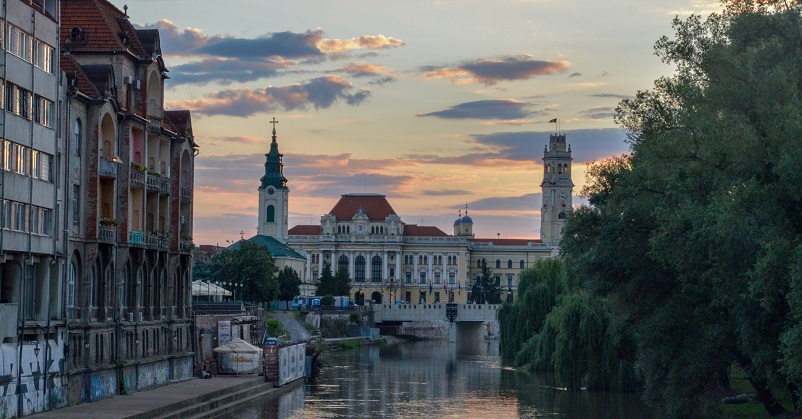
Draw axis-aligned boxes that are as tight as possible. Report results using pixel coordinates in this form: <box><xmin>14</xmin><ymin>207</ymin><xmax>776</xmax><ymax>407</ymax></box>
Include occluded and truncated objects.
<box><xmin>211</xmin><ymin>240</ymin><xmax>279</xmax><ymax>303</ymax></box>
<box><xmin>277</xmin><ymin>266</ymin><xmax>302</xmax><ymax>301</ymax></box>
<box><xmin>470</xmin><ymin>259</ymin><xmax>502</xmax><ymax>303</ymax></box>
<box><xmin>264</xmin><ymin>319</ymin><xmax>286</xmax><ymax>338</ymax></box>
<box><xmin>316</xmin><ymin>264</ymin><xmax>351</xmax><ymax>297</ymax></box>
<box><xmin>558</xmin><ymin>5</ymin><xmax>802</xmax><ymax>417</ymax></box>
<box><xmin>320</xmin><ymin>295</ymin><xmax>335</xmax><ymax>306</ymax></box>
<box><xmin>337</xmin><ymin>340</ymin><xmax>362</xmax><ymax>350</ymax></box>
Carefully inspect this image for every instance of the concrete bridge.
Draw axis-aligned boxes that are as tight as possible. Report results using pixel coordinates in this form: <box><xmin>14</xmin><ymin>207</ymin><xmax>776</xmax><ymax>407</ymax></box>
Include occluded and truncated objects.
<box><xmin>370</xmin><ymin>303</ymin><xmax>501</xmax><ymax>341</ymax></box>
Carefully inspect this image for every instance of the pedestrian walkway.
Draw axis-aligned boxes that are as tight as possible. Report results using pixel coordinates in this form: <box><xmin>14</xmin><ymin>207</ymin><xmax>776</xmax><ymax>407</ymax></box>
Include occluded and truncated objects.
<box><xmin>29</xmin><ymin>375</ymin><xmax>264</xmax><ymax>419</ymax></box>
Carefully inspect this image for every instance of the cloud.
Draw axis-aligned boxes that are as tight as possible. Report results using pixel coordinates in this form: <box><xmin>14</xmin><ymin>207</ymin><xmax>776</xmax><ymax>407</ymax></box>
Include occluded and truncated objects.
<box><xmin>589</xmin><ymin>93</ymin><xmax>633</xmax><ymax>99</ymax></box>
<box><xmin>168</xmin><ymin>58</ymin><xmax>294</xmax><ymax>86</ymax></box>
<box><xmin>417</xmin><ymin>99</ymin><xmax>539</xmax><ymax>120</ymax></box>
<box><xmin>317</xmin><ymin>34</ymin><xmax>404</xmax><ymax>53</ymax></box>
<box><xmin>421</xmin><ymin>55</ymin><xmax>570</xmax><ymax>85</ymax></box>
<box><xmin>578</xmin><ymin>106</ymin><xmax>616</xmax><ymax>121</ymax></box>
<box><xmin>167</xmin><ymin>76</ymin><xmax>370</xmax><ymax>117</ymax></box>
<box><xmin>329</xmin><ymin>63</ymin><xmax>396</xmax><ymax>85</ymax></box>
<box><xmin>470</xmin><ymin>128</ymin><xmax>630</xmax><ymax>163</ymax></box>
<box><xmin>422</xmin><ymin>189</ymin><xmax>471</xmax><ymax>196</ymax></box>
<box><xmin>465</xmin><ymin>193</ymin><xmax>540</xmax><ymax>211</ymax></box>
<box><xmin>138</xmin><ymin>20</ymin><xmax>215</xmax><ymax>56</ymax></box>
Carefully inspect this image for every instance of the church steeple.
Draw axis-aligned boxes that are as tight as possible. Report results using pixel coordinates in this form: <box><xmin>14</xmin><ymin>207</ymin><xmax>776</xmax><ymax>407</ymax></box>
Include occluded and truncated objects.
<box><xmin>258</xmin><ymin>117</ymin><xmax>290</xmax><ymax>242</ymax></box>
<box><xmin>259</xmin><ymin>117</ymin><xmax>288</xmax><ymax>190</ymax></box>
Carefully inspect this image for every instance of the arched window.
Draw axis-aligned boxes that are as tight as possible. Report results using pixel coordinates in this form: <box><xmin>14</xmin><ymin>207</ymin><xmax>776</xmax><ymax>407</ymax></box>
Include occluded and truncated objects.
<box><xmin>495</xmin><ymin>259</ymin><xmax>501</xmax><ymax>269</ymax></box>
<box><xmin>266</xmin><ymin>205</ymin><xmax>275</xmax><ymax>223</ymax></box>
<box><xmin>355</xmin><ymin>256</ymin><xmax>366</xmax><ymax>282</ymax></box>
<box><xmin>338</xmin><ymin>255</ymin><xmax>349</xmax><ymax>271</ymax></box>
<box><xmin>371</xmin><ymin>256</ymin><xmax>382</xmax><ymax>281</ymax></box>
<box><xmin>73</xmin><ymin>119</ymin><xmax>81</xmax><ymax>155</ymax></box>
<box><xmin>507</xmin><ymin>259</ymin><xmax>513</xmax><ymax>269</ymax></box>
<box><xmin>68</xmin><ymin>261</ymin><xmax>77</xmax><ymax>308</ymax></box>
<box><xmin>520</xmin><ymin>260</ymin><xmax>525</xmax><ymax>269</ymax></box>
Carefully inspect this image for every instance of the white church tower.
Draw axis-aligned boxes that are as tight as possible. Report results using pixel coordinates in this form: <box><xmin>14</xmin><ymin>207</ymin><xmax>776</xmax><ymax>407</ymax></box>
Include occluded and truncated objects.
<box><xmin>257</xmin><ymin>118</ymin><xmax>289</xmax><ymax>242</ymax></box>
<box><xmin>540</xmin><ymin>133</ymin><xmax>574</xmax><ymax>246</ymax></box>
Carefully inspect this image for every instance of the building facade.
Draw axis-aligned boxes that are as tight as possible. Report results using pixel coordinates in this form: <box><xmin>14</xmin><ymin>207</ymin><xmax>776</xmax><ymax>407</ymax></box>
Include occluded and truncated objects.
<box><xmin>0</xmin><ymin>0</ymin><xmax>64</xmax><ymax>416</ymax></box>
<box><xmin>60</xmin><ymin>0</ymin><xmax>196</xmax><ymax>406</ymax></box>
<box><xmin>282</xmin><ymin>132</ymin><xmax>575</xmax><ymax>305</ymax></box>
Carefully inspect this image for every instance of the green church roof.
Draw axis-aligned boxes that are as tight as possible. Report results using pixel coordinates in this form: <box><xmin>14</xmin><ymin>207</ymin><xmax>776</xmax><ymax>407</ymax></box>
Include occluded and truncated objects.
<box><xmin>229</xmin><ymin>235</ymin><xmax>307</xmax><ymax>260</ymax></box>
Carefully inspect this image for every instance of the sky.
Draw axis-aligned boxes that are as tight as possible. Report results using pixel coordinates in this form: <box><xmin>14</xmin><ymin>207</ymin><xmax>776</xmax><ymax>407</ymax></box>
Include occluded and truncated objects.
<box><xmin>111</xmin><ymin>0</ymin><xmax>722</xmax><ymax>246</ymax></box>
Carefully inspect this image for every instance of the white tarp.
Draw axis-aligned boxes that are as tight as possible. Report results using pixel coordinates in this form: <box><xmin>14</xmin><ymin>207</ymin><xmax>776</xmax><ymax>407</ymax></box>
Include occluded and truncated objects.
<box><xmin>192</xmin><ymin>281</ymin><xmax>232</xmax><ymax>297</ymax></box>
<box><xmin>214</xmin><ymin>338</ymin><xmax>263</xmax><ymax>374</ymax></box>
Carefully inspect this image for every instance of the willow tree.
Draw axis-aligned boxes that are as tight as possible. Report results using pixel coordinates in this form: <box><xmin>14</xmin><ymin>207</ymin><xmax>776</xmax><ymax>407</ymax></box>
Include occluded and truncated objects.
<box><xmin>562</xmin><ymin>2</ymin><xmax>802</xmax><ymax>416</ymax></box>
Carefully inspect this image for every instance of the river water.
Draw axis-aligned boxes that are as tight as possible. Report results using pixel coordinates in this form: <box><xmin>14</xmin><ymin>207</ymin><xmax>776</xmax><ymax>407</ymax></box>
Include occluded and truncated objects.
<box><xmin>231</xmin><ymin>340</ymin><xmax>654</xmax><ymax>418</ymax></box>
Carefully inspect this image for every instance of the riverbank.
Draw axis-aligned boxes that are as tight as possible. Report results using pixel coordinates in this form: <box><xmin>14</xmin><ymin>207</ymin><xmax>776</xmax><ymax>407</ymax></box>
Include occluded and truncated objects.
<box><xmin>28</xmin><ymin>374</ymin><xmax>302</xmax><ymax>419</ymax></box>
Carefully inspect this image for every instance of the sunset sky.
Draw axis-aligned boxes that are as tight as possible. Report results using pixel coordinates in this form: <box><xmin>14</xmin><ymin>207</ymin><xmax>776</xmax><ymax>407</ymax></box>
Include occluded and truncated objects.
<box><xmin>112</xmin><ymin>0</ymin><xmax>722</xmax><ymax>246</ymax></box>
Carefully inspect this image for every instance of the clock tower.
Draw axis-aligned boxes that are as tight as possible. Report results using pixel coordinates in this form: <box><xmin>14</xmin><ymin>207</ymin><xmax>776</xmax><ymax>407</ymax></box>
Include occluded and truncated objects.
<box><xmin>540</xmin><ymin>133</ymin><xmax>574</xmax><ymax>246</ymax></box>
<box><xmin>258</xmin><ymin>118</ymin><xmax>289</xmax><ymax>242</ymax></box>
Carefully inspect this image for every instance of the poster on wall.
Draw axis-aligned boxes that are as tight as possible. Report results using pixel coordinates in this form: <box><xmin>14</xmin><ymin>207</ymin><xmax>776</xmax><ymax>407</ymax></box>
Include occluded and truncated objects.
<box><xmin>218</xmin><ymin>321</ymin><xmax>232</xmax><ymax>346</ymax></box>
<box><xmin>279</xmin><ymin>347</ymin><xmax>289</xmax><ymax>386</ymax></box>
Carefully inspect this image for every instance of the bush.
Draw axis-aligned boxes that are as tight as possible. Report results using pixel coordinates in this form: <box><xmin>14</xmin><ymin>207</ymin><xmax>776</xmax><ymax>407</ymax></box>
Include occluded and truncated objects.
<box><xmin>321</xmin><ymin>295</ymin><xmax>335</xmax><ymax>306</ymax></box>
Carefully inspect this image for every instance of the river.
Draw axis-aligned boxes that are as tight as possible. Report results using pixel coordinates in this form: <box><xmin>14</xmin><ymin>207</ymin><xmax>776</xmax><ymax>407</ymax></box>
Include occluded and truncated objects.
<box><xmin>231</xmin><ymin>340</ymin><xmax>655</xmax><ymax>418</ymax></box>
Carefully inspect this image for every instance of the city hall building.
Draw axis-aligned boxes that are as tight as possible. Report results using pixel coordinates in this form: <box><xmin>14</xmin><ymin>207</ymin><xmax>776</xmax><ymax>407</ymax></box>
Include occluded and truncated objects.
<box><xmin>245</xmin><ymin>124</ymin><xmax>574</xmax><ymax>305</ymax></box>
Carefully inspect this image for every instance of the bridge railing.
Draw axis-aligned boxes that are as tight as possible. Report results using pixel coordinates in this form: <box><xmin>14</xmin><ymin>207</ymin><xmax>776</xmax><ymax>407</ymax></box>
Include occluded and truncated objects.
<box><xmin>372</xmin><ymin>303</ymin><xmax>501</xmax><ymax>322</ymax></box>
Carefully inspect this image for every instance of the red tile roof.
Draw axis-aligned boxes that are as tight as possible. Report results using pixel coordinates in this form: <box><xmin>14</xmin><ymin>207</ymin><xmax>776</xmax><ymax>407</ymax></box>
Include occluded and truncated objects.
<box><xmin>196</xmin><ymin>244</ymin><xmax>223</xmax><ymax>255</ymax></box>
<box><xmin>403</xmin><ymin>225</ymin><xmax>448</xmax><ymax>237</ymax></box>
<box><xmin>471</xmin><ymin>238</ymin><xmax>542</xmax><ymax>246</ymax></box>
<box><xmin>165</xmin><ymin>110</ymin><xmax>192</xmax><ymax>136</ymax></box>
<box><xmin>61</xmin><ymin>0</ymin><xmax>148</xmax><ymax>57</ymax></box>
<box><xmin>288</xmin><ymin>225</ymin><xmax>321</xmax><ymax>235</ymax></box>
<box><xmin>61</xmin><ymin>55</ymin><xmax>101</xmax><ymax>98</ymax></box>
<box><xmin>329</xmin><ymin>194</ymin><xmax>397</xmax><ymax>221</ymax></box>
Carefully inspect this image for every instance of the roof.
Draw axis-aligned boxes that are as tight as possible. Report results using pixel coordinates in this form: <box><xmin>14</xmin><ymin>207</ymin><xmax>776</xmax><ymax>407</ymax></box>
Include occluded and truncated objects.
<box><xmin>403</xmin><ymin>225</ymin><xmax>449</xmax><ymax>237</ymax></box>
<box><xmin>470</xmin><ymin>238</ymin><xmax>543</xmax><ymax>246</ymax></box>
<box><xmin>329</xmin><ymin>194</ymin><xmax>397</xmax><ymax>221</ymax></box>
<box><xmin>230</xmin><ymin>235</ymin><xmax>307</xmax><ymax>260</ymax></box>
<box><xmin>61</xmin><ymin>55</ymin><xmax>101</xmax><ymax>98</ymax></box>
<box><xmin>288</xmin><ymin>225</ymin><xmax>321</xmax><ymax>236</ymax></box>
<box><xmin>61</xmin><ymin>0</ymin><xmax>148</xmax><ymax>57</ymax></box>
<box><xmin>197</xmin><ymin>244</ymin><xmax>224</xmax><ymax>255</ymax></box>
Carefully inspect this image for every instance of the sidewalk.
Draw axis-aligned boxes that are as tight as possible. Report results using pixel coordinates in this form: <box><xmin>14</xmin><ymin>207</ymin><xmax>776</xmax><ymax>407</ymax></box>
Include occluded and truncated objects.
<box><xmin>29</xmin><ymin>375</ymin><xmax>263</xmax><ymax>419</ymax></box>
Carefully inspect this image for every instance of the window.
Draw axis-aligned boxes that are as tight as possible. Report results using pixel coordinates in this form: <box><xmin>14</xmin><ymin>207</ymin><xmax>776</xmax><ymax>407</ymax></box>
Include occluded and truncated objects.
<box><xmin>354</xmin><ymin>256</ymin><xmax>366</xmax><ymax>282</ymax></box>
<box><xmin>18</xmin><ymin>87</ymin><xmax>31</xmax><ymax>119</ymax></box>
<box><xmin>507</xmin><ymin>275</ymin><xmax>514</xmax><ymax>289</ymax></box>
<box><xmin>266</xmin><ymin>205</ymin><xmax>275</xmax><ymax>223</ymax></box>
<box><xmin>29</xmin><ymin>206</ymin><xmax>39</xmax><ymax>234</ymax></box>
<box><xmin>371</xmin><ymin>256</ymin><xmax>382</xmax><ymax>281</ymax></box>
<box><xmin>3</xmin><ymin>140</ymin><xmax>11</xmax><ymax>169</ymax></box>
<box><xmin>4</xmin><ymin>82</ymin><xmax>14</xmax><ymax>112</ymax></box>
<box><xmin>434</xmin><ymin>272</ymin><xmax>441</xmax><ymax>284</ymax></box>
<box><xmin>14</xmin><ymin>144</ymin><xmax>25</xmax><ymax>174</ymax></box>
<box><xmin>1</xmin><ymin>200</ymin><xmax>9</xmax><ymax>229</ymax></box>
<box><xmin>419</xmin><ymin>272</ymin><xmax>427</xmax><ymax>284</ymax></box>
<box><xmin>405</xmin><ymin>272</ymin><xmax>412</xmax><ymax>284</ymax></box>
<box><xmin>41</xmin><ymin>208</ymin><xmax>51</xmax><ymax>235</ymax></box>
<box><xmin>34</xmin><ymin>39</ymin><xmax>54</xmax><ymax>73</ymax></box>
<box><xmin>495</xmin><ymin>259</ymin><xmax>501</xmax><ymax>269</ymax></box>
<box><xmin>73</xmin><ymin>119</ymin><xmax>81</xmax><ymax>155</ymax></box>
<box><xmin>338</xmin><ymin>255</ymin><xmax>348</xmax><ymax>271</ymax></box>
<box><xmin>33</xmin><ymin>95</ymin><xmax>53</xmax><ymax>127</ymax></box>
<box><xmin>13</xmin><ymin>202</ymin><xmax>26</xmax><ymax>231</ymax></box>
<box><xmin>30</xmin><ymin>150</ymin><xmax>38</xmax><ymax>179</ymax></box>
<box><xmin>67</xmin><ymin>262</ymin><xmax>77</xmax><ymax>308</ymax></box>
<box><xmin>72</xmin><ymin>185</ymin><xmax>80</xmax><ymax>224</ymax></box>
<box><xmin>507</xmin><ymin>259</ymin><xmax>513</xmax><ymax>269</ymax></box>
<box><xmin>449</xmin><ymin>272</ymin><xmax>455</xmax><ymax>285</ymax></box>
<box><xmin>40</xmin><ymin>153</ymin><xmax>51</xmax><ymax>181</ymax></box>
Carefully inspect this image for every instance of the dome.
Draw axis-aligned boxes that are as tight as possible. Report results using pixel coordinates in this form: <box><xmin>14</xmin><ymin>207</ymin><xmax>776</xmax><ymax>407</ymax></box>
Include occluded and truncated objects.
<box><xmin>453</xmin><ymin>218</ymin><xmax>463</xmax><ymax>226</ymax></box>
<box><xmin>461</xmin><ymin>215</ymin><xmax>473</xmax><ymax>224</ymax></box>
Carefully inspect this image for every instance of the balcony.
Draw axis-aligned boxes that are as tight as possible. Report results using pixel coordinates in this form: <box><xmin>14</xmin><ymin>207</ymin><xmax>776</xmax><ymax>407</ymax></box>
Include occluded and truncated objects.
<box><xmin>180</xmin><ymin>188</ymin><xmax>192</xmax><ymax>202</ymax></box>
<box><xmin>180</xmin><ymin>240</ymin><xmax>194</xmax><ymax>254</ymax></box>
<box><xmin>129</xmin><ymin>230</ymin><xmax>145</xmax><ymax>246</ymax></box>
<box><xmin>147</xmin><ymin>233</ymin><xmax>169</xmax><ymax>250</ymax></box>
<box><xmin>160</xmin><ymin>179</ymin><xmax>171</xmax><ymax>195</ymax></box>
<box><xmin>99</xmin><ymin>225</ymin><xmax>116</xmax><ymax>243</ymax></box>
<box><xmin>99</xmin><ymin>157</ymin><xmax>119</xmax><ymax>178</ymax></box>
<box><xmin>148</xmin><ymin>117</ymin><xmax>162</xmax><ymax>133</ymax></box>
<box><xmin>146</xmin><ymin>174</ymin><xmax>160</xmax><ymax>191</ymax></box>
<box><xmin>130</xmin><ymin>164</ymin><xmax>145</xmax><ymax>187</ymax></box>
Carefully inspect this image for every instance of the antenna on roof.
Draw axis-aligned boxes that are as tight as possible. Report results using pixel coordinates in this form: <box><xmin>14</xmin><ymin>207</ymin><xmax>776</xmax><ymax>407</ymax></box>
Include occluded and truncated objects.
<box><xmin>123</xmin><ymin>5</ymin><xmax>128</xmax><ymax>18</ymax></box>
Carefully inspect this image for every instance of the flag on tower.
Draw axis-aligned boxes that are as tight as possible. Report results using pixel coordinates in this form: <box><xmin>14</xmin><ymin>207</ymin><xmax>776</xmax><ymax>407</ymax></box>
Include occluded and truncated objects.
<box><xmin>549</xmin><ymin>118</ymin><xmax>557</xmax><ymax>123</ymax></box>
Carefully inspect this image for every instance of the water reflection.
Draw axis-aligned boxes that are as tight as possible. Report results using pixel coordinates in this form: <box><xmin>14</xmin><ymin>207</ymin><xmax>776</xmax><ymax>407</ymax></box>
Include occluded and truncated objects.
<box><xmin>232</xmin><ymin>340</ymin><xmax>654</xmax><ymax>418</ymax></box>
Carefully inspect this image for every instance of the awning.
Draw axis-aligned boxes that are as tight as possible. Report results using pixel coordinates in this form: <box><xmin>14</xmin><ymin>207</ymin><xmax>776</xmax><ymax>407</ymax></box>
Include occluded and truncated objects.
<box><xmin>192</xmin><ymin>280</ymin><xmax>232</xmax><ymax>297</ymax></box>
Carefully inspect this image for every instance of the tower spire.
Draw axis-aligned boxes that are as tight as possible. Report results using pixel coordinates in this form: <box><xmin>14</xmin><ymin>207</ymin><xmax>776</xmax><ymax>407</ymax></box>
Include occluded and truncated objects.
<box><xmin>270</xmin><ymin>117</ymin><xmax>278</xmax><ymax>141</ymax></box>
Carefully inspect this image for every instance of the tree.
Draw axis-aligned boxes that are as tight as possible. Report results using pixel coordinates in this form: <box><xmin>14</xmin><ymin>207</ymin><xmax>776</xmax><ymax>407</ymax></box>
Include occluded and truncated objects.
<box><xmin>560</xmin><ymin>5</ymin><xmax>802</xmax><ymax>416</ymax></box>
<box><xmin>211</xmin><ymin>240</ymin><xmax>278</xmax><ymax>303</ymax></box>
<box><xmin>316</xmin><ymin>264</ymin><xmax>351</xmax><ymax>297</ymax></box>
<box><xmin>470</xmin><ymin>259</ymin><xmax>502</xmax><ymax>304</ymax></box>
<box><xmin>277</xmin><ymin>266</ymin><xmax>302</xmax><ymax>302</ymax></box>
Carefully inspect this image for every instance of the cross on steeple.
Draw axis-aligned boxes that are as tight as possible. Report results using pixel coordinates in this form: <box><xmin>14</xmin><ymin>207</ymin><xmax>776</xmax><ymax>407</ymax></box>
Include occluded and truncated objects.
<box><xmin>270</xmin><ymin>117</ymin><xmax>279</xmax><ymax>140</ymax></box>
